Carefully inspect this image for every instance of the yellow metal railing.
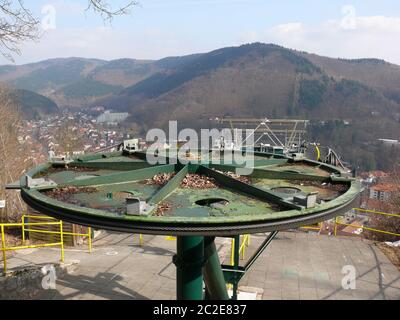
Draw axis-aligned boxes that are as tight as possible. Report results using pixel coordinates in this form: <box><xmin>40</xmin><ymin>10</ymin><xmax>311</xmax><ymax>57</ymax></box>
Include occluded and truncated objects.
<box><xmin>227</xmin><ymin>235</ymin><xmax>250</xmax><ymax>291</ymax></box>
<box><xmin>230</xmin><ymin>235</ymin><xmax>251</xmax><ymax>266</ymax></box>
<box><xmin>334</xmin><ymin>208</ymin><xmax>400</xmax><ymax>238</ymax></box>
<box><xmin>353</xmin><ymin>208</ymin><xmax>400</xmax><ymax>218</ymax></box>
<box><xmin>1</xmin><ymin>219</ymin><xmax>64</xmax><ymax>274</ymax></box>
<box><xmin>163</xmin><ymin>234</ymin><xmax>251</xmax><ymax>264</ymax></box>
<box><xmin>1</xmin><ymin>215</ymin><xmax>92</xmax><ymax>274</ymax></box>
<box><xmin>300</xmin><ymin>222</ymin><xmax>322</xmax><ymax>232</ymax></box>
<box><xmin>22</xmin><ymin>215</ymin><xmax>92</xmax><ymax>253</ymax></box>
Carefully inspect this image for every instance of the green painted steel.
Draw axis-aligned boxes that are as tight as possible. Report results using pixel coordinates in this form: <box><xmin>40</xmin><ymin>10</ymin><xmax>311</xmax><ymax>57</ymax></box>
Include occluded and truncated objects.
<box><xmin>252</xmin><ymin>159</ymin><xmax>289</xmax><ymax>167</ymax></box>
<box><xmin>21</xmin><ymin>182</ymin><xmax>360</xmax><ymax>229</ymax></box>
<box><xmin>148</xmin><ymin>165</ymin><xmax>188</xmax><ymax>205</ymax></box>
<box><xmin>71</xmin><ymin>161</ymin><xmax>152</xmax><ymax>171</ymax></box>
<box><xmin>221</xmin><ymin>231</ymin><xmax>278</xmax><ymax>289</ymax></box>
<box><xmin>253</xmin><ymin>151</ymin><xmax>286</xmax><ymax>159</ymax></box>
<box><xmin>205</xmin><ymin>159</ymin><xmax>288</xmax><ymax>168</ymax></box>
<box><xmin>232</xmin><ymin>235</ymin><xmax>240</xmax><ymax>300</ymax></box>
<box><xmin>198</xmin><ymin>165</ymin><xmax>302</xmax><ymax>209</ymax></box>
<box><xmin>176</xmin><ymin>236</ymin><xmax>204</xmax><ymax>300</ymax></box>
<box><xmin>203</xmin><ymin>237</ymin><xmax>230</xmax><ymax>300</ymax></box>
<box><xmin>75</xmin><ymin>151</ymin><xmax>121</xmax><ymax>162</ymax></box>
<box><xmin>20</xmin><ymin>168</ymin><xmax>361</xmax><ymax>229</ymax></box>
<box><xmin>243</xmin><ymin>231</ymin><xmax>278</xmax><ymax>271</ymax></box>
<box><xmin>15</xmin><ymin>150</ymin><xmax>362</xmax><ymax>235</ymax></box>
<box><xmin>64</xmin><ymin>164</ymin><xmax>176</xmax><ymax>187</ymax></box>
<box><xmin>209</xmin><ymin>163</ymin><xmax>329</xmax><ymax>181</ymax></box>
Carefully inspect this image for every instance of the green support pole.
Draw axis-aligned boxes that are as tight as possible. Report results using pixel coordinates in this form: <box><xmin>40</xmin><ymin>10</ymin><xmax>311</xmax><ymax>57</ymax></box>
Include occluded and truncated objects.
<box><xmin>232</xmin><ymin>235</ymin><xmax>240</xmax><ymax>300</ymax></box>
<box><xmin>175</xmin><ymin>236</ymin><xmax>204</xmax><ymax>300</ymax></box>
<box><xmin>203</xmin><ymin>237</ymin><xmax>229</xmax><ymax>300</ymax></box>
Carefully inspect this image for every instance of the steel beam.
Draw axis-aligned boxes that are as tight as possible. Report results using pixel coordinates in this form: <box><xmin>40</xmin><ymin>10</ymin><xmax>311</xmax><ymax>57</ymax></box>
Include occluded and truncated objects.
<box><xmin>244</xmin><ymin>231</ymin><xmax>278</xmax><ymax>271</ymax></box>
<box><xmin>199</xmin><ymin>165</ymin><xmax>302</xmax><ymax>210</ymax></box>
<box><xmin>232</xmin><ymin>235</ymin><xmax>240</xmax><ymax>300</ymax></box>
<box><xmin>203</xmin><ymin>237</ymin><xmax>229</xmax><ymax>300</ymax></box>
<box><xmin>175</xmin><ymin>236</ymin><xmax>204</xmax><ymax>300</ymax></box>
<box><xmin>149</xmin><ymin>165</ymin><xmax>188</xmax><ymax>204</ymax></box>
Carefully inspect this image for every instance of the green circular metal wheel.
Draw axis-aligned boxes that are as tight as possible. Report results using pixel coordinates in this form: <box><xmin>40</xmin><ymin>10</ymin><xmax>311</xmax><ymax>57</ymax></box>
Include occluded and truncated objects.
<box><xmin>18</xmin><ymin>150</ymin><xmax>361</xmax><ymax>236</ymax></box>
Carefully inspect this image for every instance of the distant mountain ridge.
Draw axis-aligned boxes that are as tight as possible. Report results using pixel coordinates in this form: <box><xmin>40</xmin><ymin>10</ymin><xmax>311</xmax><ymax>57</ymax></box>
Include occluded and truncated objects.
<box><xmin>0</xmin><ymin>55</ymin><xmax>204</xmax><ymax>107</ymax></box>
<box><xmin>2</xmin><ymin>44</ymin><xmax>400</xmax><ymax>112</ymax></box>
<box><xmin>105</xmin><ymin>44</ymin><xmax>399</xmax><ymax>127</ymax></box>
<box><xmin>1</xmin><ymin>43</ymin><xmax>400</xmax><ymax>170</ymax></box>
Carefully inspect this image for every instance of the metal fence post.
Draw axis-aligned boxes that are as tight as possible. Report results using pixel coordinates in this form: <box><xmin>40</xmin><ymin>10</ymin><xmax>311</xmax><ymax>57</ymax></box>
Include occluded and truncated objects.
<box><xmin>88</xmin><ymin>227</ymin><xmax>92</xmax><ymax>253</ymax></box>
<box><xmin>230</xmin><ymin>237</ymin><xmax>235</xmax><ymax>266</ymax></box>
<box><xmin>334</xmin><ymin>216</ymin><xmax>338</xmax><ymax>236</ymax></box>
<box><xmin>241</xmin><ymin>236</ymin><xmax>245</xmax><ymax>260</ymax></box>
<box><xmin>1</xmin><ymin>225</ymin><xmax>7</xmax><ymax>274</ymax></box>
<box><xmin>60</xmin><ymin>221</ymin><xmax>65</xmax><ymax>262</ymax></box>
<box><xmin>21</xmin><ymin>215</ymin><xmax>25</xmax><ymax>244</ymax></box>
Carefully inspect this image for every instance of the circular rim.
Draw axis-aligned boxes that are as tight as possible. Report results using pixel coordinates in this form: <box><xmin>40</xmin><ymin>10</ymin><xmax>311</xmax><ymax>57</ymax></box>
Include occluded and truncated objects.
<box><xmin>19</xmin><ymin>150</ymin><xmax>362</xmax><ymax>236</ymax></box>
<box><xmin>22</xmin><ymin>189</ymin><xmax>360</xmax><ymax>236</ymax></box>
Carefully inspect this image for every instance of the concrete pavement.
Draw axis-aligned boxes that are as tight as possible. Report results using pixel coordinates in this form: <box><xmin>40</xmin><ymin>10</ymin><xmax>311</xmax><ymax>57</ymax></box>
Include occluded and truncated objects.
<box><xmin>2</xmin><ymin>231</ymin><xmax>400</xmax><ymax>300</ymax></box>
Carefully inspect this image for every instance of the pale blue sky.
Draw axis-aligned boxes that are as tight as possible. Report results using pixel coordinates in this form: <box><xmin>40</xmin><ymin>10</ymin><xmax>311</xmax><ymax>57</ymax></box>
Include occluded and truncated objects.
<box><xmin>3</xmin><ymin>0</ymin><xmax>400</xmax><ymax>64</ymax></box>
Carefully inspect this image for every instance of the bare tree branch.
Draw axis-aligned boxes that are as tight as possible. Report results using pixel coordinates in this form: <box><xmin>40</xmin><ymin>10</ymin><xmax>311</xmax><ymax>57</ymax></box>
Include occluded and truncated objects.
<box><xmin>0</xmin><ymin>84</ymin><xmax>37</xmax><ymax>222</ymax></box>
<box><xmin>0</xmin><ymin>0</ymin><xmax>41</xmax><ymax>62</ymax></box>
<box><xmin>0</xmin><ymin>1</ymin><xmax>139</xmax><ymax>62</ymax></box>
<box><xmin>87</xmin><ymin>0</ymin><xmax>139</xmax><ymax>21</ymax></box>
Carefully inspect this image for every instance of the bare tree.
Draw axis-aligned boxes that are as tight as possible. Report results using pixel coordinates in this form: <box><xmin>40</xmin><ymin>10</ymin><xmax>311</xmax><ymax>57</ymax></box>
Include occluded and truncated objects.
<box><xmin>87</xmin><ymin>0</ymin><xmax>139</xmax><ymax>21</ymax></box>
<box><xmin>0</xmin><ymin>84</ymin><xmax>38</xmax><ymax>222</ymax></box>
<box><xmin>0</xmin><ymin>0</ymin><xmax>138</xmax><ymax>61</ymax></box>
<box><xmin>0</xmin><ymin>0</ymin><xmax>40</xmax><ymax>61</ymax></box>
<box><xmin>0</xmin><ymin>1</ymin><xmax>138</xmax><ymax>222</ymax></box>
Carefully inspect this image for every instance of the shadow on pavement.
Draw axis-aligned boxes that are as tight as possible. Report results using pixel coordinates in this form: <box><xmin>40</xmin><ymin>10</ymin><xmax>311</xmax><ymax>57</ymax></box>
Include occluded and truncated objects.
<box><xmin>34</xmin><ymin>271</ymin><xmax>149</xmax><ymax>300</ymax></box>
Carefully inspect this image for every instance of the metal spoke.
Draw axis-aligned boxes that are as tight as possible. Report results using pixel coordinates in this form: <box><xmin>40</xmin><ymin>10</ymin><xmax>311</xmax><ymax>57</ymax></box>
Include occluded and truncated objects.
<box><xmin>208</xmin><ymin>163</ymin><xmax>329</xmax><ymax>182</ymax></box>
<box><xmin>71</xmin><ymin>161</ymin><xmax>153</xmax><ymax>171</ymax></box>
<box><xmin>64</xmin><ymin>164</ymin><xmax>176</xmax><ymax>187</ymax></box>
<box><xmin>198</xmin><ymin>165</ymin><xmax>302</xmax><ymax>210</ymax></box>
<box><xmin>148</xmin><ymin>165</ymin><xmax>188</xmax><ymax>205</ymax></box>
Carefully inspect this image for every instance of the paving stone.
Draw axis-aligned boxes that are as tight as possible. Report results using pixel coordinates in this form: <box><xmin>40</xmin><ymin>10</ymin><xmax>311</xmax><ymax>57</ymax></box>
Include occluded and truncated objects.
<box><xmin>299</xmin><ymin>278</ymin><xmax>317</xmax><ymax>289</ymax></box>
<box><xmin>262</xmin><ymin>288</ymin><xmax>282</xmax><ymax>300</ymax></box>
<box><xmin>281</xmin><ymin>288</ymin><xmax>300</xmax><ymax>300</ymax></box>
<box><xmin>282</xmin><ymin>278</ymin><xmax>299</xmax><ymax>290</ymax></box>
<box><xmin>299</xmin><ymin>287</ymin><xmax>318</xmax><ymax>300</ymax></box>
